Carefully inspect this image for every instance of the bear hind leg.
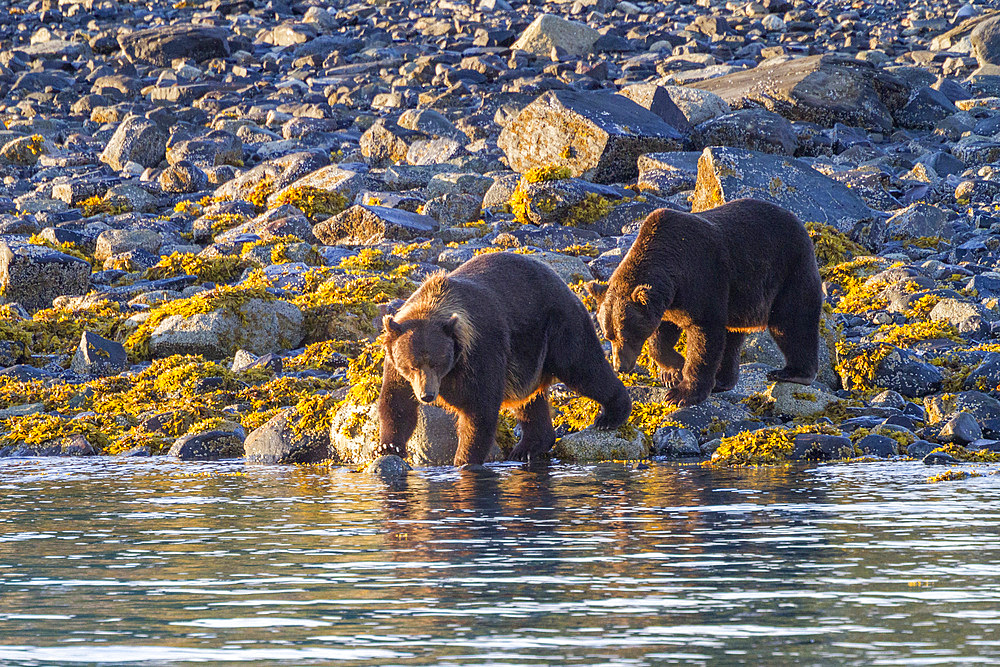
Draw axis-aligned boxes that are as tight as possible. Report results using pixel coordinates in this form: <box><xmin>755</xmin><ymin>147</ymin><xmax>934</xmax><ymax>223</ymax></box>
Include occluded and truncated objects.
<box><xmin>713</xmin><ymin>331</ymin><xmax>746</xmax><ymax>392</ymax></box>
<box><xmin>767</xmin><ymin>279</ymin><xmax>821</xmax><ymax>386</ymax></box>
<box><xmin>508</xmin><ymin>392</ymin><xmax>556</xmax><ymax>462</ymax></box>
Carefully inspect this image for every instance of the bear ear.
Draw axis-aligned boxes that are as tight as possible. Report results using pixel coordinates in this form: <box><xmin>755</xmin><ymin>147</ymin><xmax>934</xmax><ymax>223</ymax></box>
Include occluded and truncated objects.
<box><xmin>383</xmin><ymin>316</ymin><xmax>404</xmax><ymax>337</ymax></box>
<box><xmin>442</xmin><ymin>313</ymin><xmax>461</xmax><ymax>337</ymax></box>
<box><xmin>585</xmin><ymin>281</ymin><xmax>609</xmax><ymax>303</ymax></box>
<box><xmin>630</xmin><ymin>284</ymin><xmax>653</xmax><ymax>308</ymax></box>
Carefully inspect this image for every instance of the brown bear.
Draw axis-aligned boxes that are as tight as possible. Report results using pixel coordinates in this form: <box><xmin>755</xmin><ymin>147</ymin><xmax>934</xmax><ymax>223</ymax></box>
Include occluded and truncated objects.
<box><xmin>378</xmin><ymin>252</ymin><xmax>632</xmax><ymax>465</ymax></box>
<box><xmin>586</xmin><ymin>198</ymin><xmax>821</xmax><ymax>407</ymax></box>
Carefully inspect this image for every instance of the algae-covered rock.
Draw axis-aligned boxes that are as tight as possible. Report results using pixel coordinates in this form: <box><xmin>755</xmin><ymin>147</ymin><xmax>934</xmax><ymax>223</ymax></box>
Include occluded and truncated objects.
<box><xmin>692</xmin><ymin>146</ymin><xmax>878</xmax><ymax>241</ymax></box>
<box><xmin>553</xmin><ymin>428</ymin><xmax>647</xmax><ymax>462</ymax></box>
<box><xmin>149</xmin><ymin>298</ymin><xmax>304</xmax><ymax>359</ymax></box>
<box><xmin>498</xmin><ymin>90</ymin><xmax>688</xmax><ymax>184</ymax></box>
<box><xmin>244</xmin><ymin>408</ymin><xmax>330</xmax><ymax>464</ymax></box>
<box><xmin>765</xmin><ymin>382</ymin><xmax>840</xmax><ymax>418</ymax></box>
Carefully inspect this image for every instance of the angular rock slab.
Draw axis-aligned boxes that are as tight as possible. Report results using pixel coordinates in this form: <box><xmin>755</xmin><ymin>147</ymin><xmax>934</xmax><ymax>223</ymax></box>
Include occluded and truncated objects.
<box><xmin>692</xmin><ymin>54</ymin><xmax>909</xmax><ymax>132</ymax></box>
<box><xmin>314</xmin><ymin>205</ymin><xmax>438</xmax><ymax>245</ymax></box>
<box><xmin>118</xmin><ymin>24</ymin><xmax>231</xmax><ymax>66</ymax></box>
<box><xmin>0</xmin><ymin>238</ymin><xmax>90</xmax><ymax>313</ymax></box>
<box><xmin>149</xmin><ymin>298</ymin><xmax>304</xmax><ymax>360</ymax></box>
<box><xmin>71</xmin><ymin>331</ymin><xmax>128</xmax><ymax>377</ymax></box>
<box><xmin>498</xmin><ymin>90</ymin><xmax>688</xmax><ymax>184</ymax></box>
<box><xmin>510</xmin><ymin>14</ymin><xmax>600</xmax><ymax>58</ymax></box>
<box><xmin>692</xmin><ymin>146</ymin><xmax>876</xmax><ymax>237</ymax></box>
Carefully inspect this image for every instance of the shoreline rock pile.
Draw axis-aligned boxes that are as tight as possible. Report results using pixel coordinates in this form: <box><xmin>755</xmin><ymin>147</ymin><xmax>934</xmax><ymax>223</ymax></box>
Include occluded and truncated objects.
<box><xmin>3</xmin><ymin>0</ymin><xmax>1000</xmax><ymax>470</ymax></box>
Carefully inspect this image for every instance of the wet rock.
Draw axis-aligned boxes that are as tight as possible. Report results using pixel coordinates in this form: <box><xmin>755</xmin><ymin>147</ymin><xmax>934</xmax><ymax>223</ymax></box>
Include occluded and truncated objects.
<box><xmin>652</xmin><ymin>426</ymin><xmax>701</xmax><ymax>458</ymax></box>
<box><xmin>855</xmin><ymin>434</ymin><xmax>898</xmax><ymax>458</ymax></box>
<box><xmin>511</xmin><ymin>14</ymin><xmax>600</xmax><ymax>58</ymax></box>
<box><xmin>149</xmin><ymin>298</ymin><xmax>303</xmax><ymax>359</ymax></box>
<box><xmin>939</xmin><ymin>412</ymin><xmax>983</xmax><ymax>445</ymax></box>
<box><xmin>498</xmin><ymin>90</ymin><xmax>688</xmax><ymax>184</ymax></box>
<box><xmin>169</xmin><ymin>429</ymin><xmax>245</xmax><ymax>461</ymax></box>
<box><xmin>695</xmin><ymin>54</ymin><xmax>909</xmax><ymax>132</ymax></box>
<box><xmin>245</xmin><ymin>408</ymin><xmax>330</xmax><ymax>464</ymax></box>
<box><xmin>0</xmin><ymin>238</ymin><xmax>90</xmax><ymax>312</ymax></box>
<box><xmin>328</xmin><ymin>401</ymin><xmax>502</xmax><ymax>465</ymax></box>
<box><xmin>792</xmin><ymin>434</ymin><xmax>855</xmax><ymax>461</ymax></box>
<box><xmin>923</xmin><ymin>451</ymin><xmax>959</xmax><ymax>465</ymax></box>
<box><xmin>553</xmin><ymin>428</ymin><xmax>647</xmax><ymax>462</ymax></box>
<box><xmin>119</xmin><ymin>24</ymin><xmax>231</xmax><ymax>66</ymax></box>
<box><xmin>692</xmin><ymin>146</ymin><xmax>877</xmax><ymax>240</ymax></box>
<box><xmin>669</xmin><ymin>397</ymin><xmax>751</xmax><ymax>436</ymax></box>
<box><xmin>71</xmin><ymin>331</ymin><xmax>128</xmax><ymax>377</ymax></box>
<box><xmin>100</xmin><ymin>116</ymin><xmax>167</xmax><ymax>171</ymax></box>
<box><xmin>314</xmin><ymin>205</ymin><xmax>437</xmax><ymax>245</ymax></box>
<box><xmin>365</xmin><ymin>454</ymin><xmax>411</xmax><ymax>478</ymax></box>
<box><xmin>908</xmin><ymin>440</ymin><xmax>937</xmax><ymax>458</ymax></box>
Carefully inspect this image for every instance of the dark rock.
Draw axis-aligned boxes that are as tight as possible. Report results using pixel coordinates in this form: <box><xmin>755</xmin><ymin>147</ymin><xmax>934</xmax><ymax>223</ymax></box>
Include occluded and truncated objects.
<box><xmin>792</xmin><ymin>434</ymin><xmax>855</xmax><ymax>461</ymax></box>
<box><xmin>71</xmin><ymin>331</ymin><xmax>128</xmax><ymax>377</ymax></box>
<box><xmin>314</xmin><ymin>205</ymin><xmax>437</xmax><ymax>245</ymax></box>
<box><xmin>169</xmin><ymin>430</ymin><xmax>245</xmax><ymax>461</ymax></box>
<box><xmin>939</xmin><ymin>411</ymin><xmax>983</xmax><ymax>445</ymax></box>
<box><xmin>855</xmin><ymin>434</ymin><xmax>898</xmax><ymax>458</ymax></box>
<box><xmin>923</xmin><ymin>451</ymin><xmax>958</xmax><ymax>465</ymax></box>
<box><xmin>365</xmin><ymin>454</ymin><xmax>412</xmax><ymax>478</ymax></box>
<box><xmin>0</xmin><ymin>238</ymin><xmax>90</xmax><ymax>313</ymax></box>
<box><xmin>119</xmin><ymin>24</ymin><xmax>231</xmax><ymax>66</ymax></box>
<box><xmin>244</xmin><ymin>409</ymin><xmax>329</xmax><ymax>464</ymax></box>
<box><xmin>696</xmin><ymin>109</ymin><xmax>798</xmax><ymax>155</ymax></box>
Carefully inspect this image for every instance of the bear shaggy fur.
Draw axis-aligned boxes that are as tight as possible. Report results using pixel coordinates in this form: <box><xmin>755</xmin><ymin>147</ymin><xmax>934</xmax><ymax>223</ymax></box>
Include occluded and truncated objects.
<box><xmin>379</xmin><ymin>252</ymin><xmax>632</xmax><ymax>466</ymax></box>
<box><xmin>586</xmin><ymin>198</ymin><xmax>822</xmax><ymax>407</ymax></box>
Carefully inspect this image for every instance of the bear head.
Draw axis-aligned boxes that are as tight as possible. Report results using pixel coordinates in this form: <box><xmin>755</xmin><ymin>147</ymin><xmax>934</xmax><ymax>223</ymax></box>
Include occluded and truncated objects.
<box><xmin>383</xmin><ymin>313</ymin><xmax>464</xmax><ymax>404</ymax></box>
<box><xmin>585</xmin><ymin>281</ymin><xmax>664</xmax><ymax>374</ymax></box>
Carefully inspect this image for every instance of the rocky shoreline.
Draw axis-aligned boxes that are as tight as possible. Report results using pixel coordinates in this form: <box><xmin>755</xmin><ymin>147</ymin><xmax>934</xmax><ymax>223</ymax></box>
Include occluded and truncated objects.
<box><xmin>3</xmin><ymin>0</ymin><xmax>1000</xmax><ymax>471</ymax></box>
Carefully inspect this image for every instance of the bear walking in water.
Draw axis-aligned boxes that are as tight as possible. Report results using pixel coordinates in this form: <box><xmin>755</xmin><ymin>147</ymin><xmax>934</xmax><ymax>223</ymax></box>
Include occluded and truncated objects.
<box><xmin>379</xmin><ymin>252</ymin><xmax>632</xmax><ymax>465</ymax></box>
<box><xmin>586</xmin><ymin>198</ymin><xmax>822</xmax><ymax>408</ymax></box>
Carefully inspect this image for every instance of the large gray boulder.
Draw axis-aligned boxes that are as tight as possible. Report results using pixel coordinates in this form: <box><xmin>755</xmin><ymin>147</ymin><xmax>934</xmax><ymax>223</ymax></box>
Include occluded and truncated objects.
<box><xmin>0</xmin><ymin>238</ymin><xmax>90</xmax><ymax>313</ymax></box>
<box><xmin>510</xmin><ymin>14</ymin><xmax>600</xmax><ymax>58</ymax></box>
<box><xmin>118</xmin><ymin>24</ymin><xmax>231</xmax><ymax>66</ymax></box>
<box><xmin>553</xmin><ymin>428</ymin><xmax>647</xmax><ymax>462</ymax></box>
<box><xmin>100</xmin><ymin>116</ymin><xmax>167</xmax><ymax>171</ymax></box>
<box><xmin>971</xmin><ymin>15</ymin><xmax>1000</xmax><ymax>67</ymax></box>
<box><xmin>498</xmin><ymin>90</ymin><xmax>688</xmax><ymax>184</ymax></box>
<box><xmin>692</xmin><ymin>147</ymin><xmax>878</xmax><ymax>240</ymax></box>
<box><xmin>149</xmin><ymin>298</ymin><xmax>304</xmax><ymax>359</ymax></box>
<box><xmin>693</xmin><ymin>54</ymin><xmax>909</xmax><ymax>131</ymax></box>
<box><xmin>329</xmin><ymin>401</ymin><xmax>504</xmax><ymax>465</ymax></box>
<box><xmin>313</xmin><ymin>205</ymin><xmax>438</xmax><ymax>245</ymax></box>
<box><xmin>696</xmin><ymin>109</ymin><xmax>797</xmax><ymax>155</ymax></box>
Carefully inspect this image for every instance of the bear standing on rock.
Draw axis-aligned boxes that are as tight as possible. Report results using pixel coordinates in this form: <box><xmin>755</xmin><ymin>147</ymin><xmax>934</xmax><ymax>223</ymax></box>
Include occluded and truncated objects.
<box><xmin>378</xmin><ymin>252</ymin><xmax>632</xmax><ymax>466</ymax></box>
<box><xmin>586</xmin><ymin>198</ymin><xmax>822</xmax><ymax>407</ymax></box>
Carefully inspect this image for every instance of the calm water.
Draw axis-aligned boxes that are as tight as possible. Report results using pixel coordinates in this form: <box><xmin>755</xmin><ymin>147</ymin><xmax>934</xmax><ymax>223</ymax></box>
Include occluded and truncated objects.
<box><xmin>1</xmin><ymin>459</ymin><xmax>999</xmax><ymax>666</ymax></box>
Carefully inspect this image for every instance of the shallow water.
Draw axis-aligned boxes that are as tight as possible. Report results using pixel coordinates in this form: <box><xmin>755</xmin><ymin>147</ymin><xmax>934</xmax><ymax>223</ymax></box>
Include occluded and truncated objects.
<box><xmin>1</xmin><ymin>459</ymin><xmax>999</xmax><ymax>666</ymax></box>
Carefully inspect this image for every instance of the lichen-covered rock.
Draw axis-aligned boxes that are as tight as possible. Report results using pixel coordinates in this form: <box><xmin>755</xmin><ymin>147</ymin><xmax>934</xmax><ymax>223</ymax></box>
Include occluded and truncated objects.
<box><xmin>94</xmin><ymin>229</ymin><xmax>162</xmax><ymax>262</ymax></box>
<box><xmin>267</xmin><ymin>166</ymin><xmax>367</xmax><ymax>209</ymax></box>
<box><xmin>149</xmin><ymin>299</ymin><xmax>304</xmax><ymax>359</ymax></box>
<box><xmin>0</xmin><ymin>238</ymin><xmax>90</xmax><ymax>313</ymax></box>
<box><xmin>939</xmin><ymin>412</ymin><xmax>983</xmax><ymax>445</ymax></box>
<box><xmin>118</xmin><ymin>24</ymin><xmax>231</xmax><ymax>66</ymax></box>
<box><xmin>696</xmin><ymin>109</ymin><xmax>798</xmax><ymax>155</ymax></box>
<box><xmin>692</xmin><ymin>146</ymin><xmax>878</xmax><ymax>240</ymax></box>
<box><xmin>359</xmin><ymin>119</ymin><xmax>421</xmax><ymax>167</ymax></box>
<box><xmin>886</xmin><ymin>202</ymin><xmax>949</xmax><ymax>239</ymax></box>
<box><xmin>553</xmin><ymin>428</ymin><xmax>647</xmax><ymax>462</ymax></box>
<box><xmin>328</xmin><ymin>401</ymin><xmax>503</xmax><ymax>466</ymax></box>
<box><xmin>313</xmin><ymin>205</ymin><xmax>437</xmax><ymax>245</ymax></box>
<box><xmin>693</xmin><ymin>54</ymin><xmax>909</xmax><ymax>131</ymax></box>
<box><xmin>498</xmin><ymin>90</ymin><xmax>688</xmax><ymax>184</ymax></box>
<box><xmin>100</xmin><ymin>116</ymin><xmax>167</xmax><ymax>172</ymax></box>
<box><xmin>158</xmin><ymin>161</ymin><xmax>208</xmax><ymax>194</ymax></box>
<box><xmin>662</xmin><ymin>85</ymin><xmax>731</xmax><ymax>126</ymax></box>
<box><xmin>0</xmin><ymin>135</ymin><xmax>46</xmax><ymax>166</ymax></box>
<box><xmin>71</xmin><ymin>331</ymin><xmax>128</xmax><ymax>377</ymax></box>
<box><xmin>765</xmin><ymin>382</ymin><xmax>840</xmax><ymax>418</ymax></box>
<box><xmin>169</xmin><ymin>429</ymin><xmax>245</xmax><ymax>461</ymax></box>
<box><xmin>929</xmin><ymin>299</ymin><xmax>996</xmax><ymax>337</ymax></box>
<box><xmin>245</xmin><ymin>409</ymin><xmax>329</xmax><ymax>464</ymax></box>
<box><xmin>510</xmin><ymin>14</ymin><xmax>600</xmax><ymax>58</ymax></box>
<box><xmin>925</xmin><ymin>391</ymin><xmax>1000</xmax><ymax>424</ymax></box>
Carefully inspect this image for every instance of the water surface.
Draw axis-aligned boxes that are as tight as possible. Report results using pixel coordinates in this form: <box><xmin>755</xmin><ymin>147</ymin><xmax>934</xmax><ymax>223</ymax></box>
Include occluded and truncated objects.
<box><xmin>2</xmin><ymin>458</ymin><xmax>999</xmax><ymax>665</ymax></box>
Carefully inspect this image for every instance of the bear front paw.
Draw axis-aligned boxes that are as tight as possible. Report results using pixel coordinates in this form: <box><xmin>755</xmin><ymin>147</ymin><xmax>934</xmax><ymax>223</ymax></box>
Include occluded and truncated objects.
<box><xmin>664</xmin><ymin>383</ymin><xmax>708</xmax><ymax>407</ymax></box>
<box><xmin>658</xmin><ymin>367</ymin><xmax>682</xmax><ymax>387</ymax></box>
